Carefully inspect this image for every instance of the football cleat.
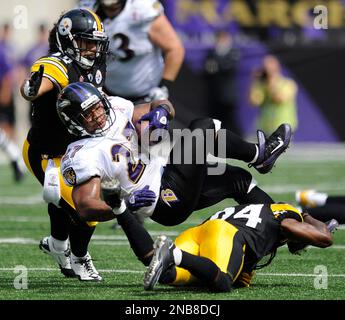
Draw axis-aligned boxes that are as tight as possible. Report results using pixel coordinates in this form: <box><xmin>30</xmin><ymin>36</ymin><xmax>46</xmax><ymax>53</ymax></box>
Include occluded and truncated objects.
<box><xmin>251</xmin><ymin>123</ymin><xmax>292</xmax><ymax>174</ymax></box>
<box><xmin>295</xmin><ymin>190</ymin><xmax>327</xmax><ymax>208</ymax></box>
<box><xmin>325</xmin><ymin>219</ymin><xmax>339</xmax><ymax>234</ymax></box>
<box><xmin>39</xmin><ymin>237</ymin><xmax>76</xmax><ymax>277</ymax></box>
<box><xmin>71</xmin><ymin>252</ymin><xmax>102</xmax><ymax>281</ymax></box>
<box><xmin>144</xmin><ymin>235</ymin><xmax>175</xmax><ymax>290</ymax></box>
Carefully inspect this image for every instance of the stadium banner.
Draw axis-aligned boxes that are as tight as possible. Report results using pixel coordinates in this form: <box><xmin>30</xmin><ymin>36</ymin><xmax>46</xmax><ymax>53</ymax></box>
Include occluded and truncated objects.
<box><xmin>163</xmin><ymin>0</ymin><xmax>345</xmax><ymax>142</ymax></box>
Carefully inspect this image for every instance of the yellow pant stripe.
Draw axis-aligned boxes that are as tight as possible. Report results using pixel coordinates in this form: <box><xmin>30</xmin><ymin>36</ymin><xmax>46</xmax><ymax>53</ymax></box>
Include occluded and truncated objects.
<box><xmin>22</xmin><ymin>140</ymin><xmax>98</xmax><ymax>227</ymax></box>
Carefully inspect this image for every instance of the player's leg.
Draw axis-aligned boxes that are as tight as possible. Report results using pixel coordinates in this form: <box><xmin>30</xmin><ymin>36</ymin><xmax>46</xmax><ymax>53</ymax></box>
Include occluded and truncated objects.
<box><xmin>181</xmin><ymin>118</ymin><xmax>291</xmax><ymax>173</ymax></box>
<box><xmin>22</xmin><ymin>140</ymin><xmax>74</xmax><ymax>276</ymax></box>
<box><xmin>306</xmin><ymin>204</ymin><xmax>345</xmax><ymax>224</ymax></box>
<box><xmin>195</xmin><ymin>164</ymin><xmax>274</xmax><ymax>211</ymax></box>
<box><xmin>145</xmin><ymin>220</ymin><xmax>246</xmax><ymax>292</ymax></box>
<box><xmin>0</xmin><ymin>128</ymin><xmax>25</xmax><ymax>182</ymax></box>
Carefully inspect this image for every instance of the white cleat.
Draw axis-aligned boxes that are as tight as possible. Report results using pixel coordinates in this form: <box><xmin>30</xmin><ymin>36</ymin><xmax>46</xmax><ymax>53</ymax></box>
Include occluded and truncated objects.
<box><xmin>71</xmin><ymin>252</ymin><xmax>102</xmax><ymax>282</ymax></box>
<box><xmin>39</xmin><ymin>236</ymin><xmax>76</xmax><ymax>278</ymax></box>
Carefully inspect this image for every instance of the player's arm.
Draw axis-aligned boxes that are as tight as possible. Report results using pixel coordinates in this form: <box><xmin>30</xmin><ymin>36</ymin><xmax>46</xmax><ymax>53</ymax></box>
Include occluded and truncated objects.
<box><xmin>281</xmin><ymin>217</ymin><xmax>332</xmax><ymax>248</ymax></box>
<box><xmin>72</xmin><ymin>176</ymin><xmax>117</xmax><ymax>222</ymax></box>
<box><xmin>132</xmin><ymin>99</ymin><xmax>175</xmax><ymax>124</ymax></box>
<box><xmin>21</xmin><ymin>58</ymin><xmax>68</xmax><ymax>101</ymax></box>
<box><xmin>149</xmin><ymin>14</ymin><xmax>185</xmax><ymax>82</ymax></box>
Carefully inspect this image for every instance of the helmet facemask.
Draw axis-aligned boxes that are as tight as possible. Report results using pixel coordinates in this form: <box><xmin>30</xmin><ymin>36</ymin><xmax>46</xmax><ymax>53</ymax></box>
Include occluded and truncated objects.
<box><xmin>59</xmin><ymin>94</ymin><xmax>115</xmax><ymax>137</ymax></box>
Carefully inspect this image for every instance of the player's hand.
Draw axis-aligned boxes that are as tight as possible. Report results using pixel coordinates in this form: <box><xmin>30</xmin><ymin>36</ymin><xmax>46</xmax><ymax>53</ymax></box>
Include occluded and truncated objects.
<box><xmin>139</xmin><ymin>106</ymin><xmax>170</xmax><ymax>131</ymax></box>
<box><xmin>23</xmin><ymin>65</ymin><xmax>44</xmax><ymax>98</ymax></box>
<box><xmin>101</xmin><ymin>179</ymin><xmax>122</xmax><ymax>209</ymax></box>
<box><xmin>126</xmin><ymin>185</ymin><xmax>156</xmax><ymax>211</ymax></box>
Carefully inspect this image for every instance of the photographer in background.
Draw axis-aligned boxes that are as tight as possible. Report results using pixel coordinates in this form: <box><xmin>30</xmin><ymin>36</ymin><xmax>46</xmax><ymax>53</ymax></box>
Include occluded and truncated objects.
<box><xmin>249</xmin><ymin>55</ymin><xmax>298</xmax><ymax>135</ymax></box>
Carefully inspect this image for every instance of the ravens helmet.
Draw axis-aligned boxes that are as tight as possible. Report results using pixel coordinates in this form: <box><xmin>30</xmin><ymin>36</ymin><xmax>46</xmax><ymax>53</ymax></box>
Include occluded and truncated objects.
<box><xmin>57</xmin><ymin>82</ymin><xmax>115</xmax><ymax>137</ymax></box>
<box><xmin>56</xmin><ymin>9</ymin><xmax>109</xmax><ymax>70</ymax></box>
<box><xmin>99</xmin><ymin>0</ymin><xmax>127</xmax><ymax>18</ymax></box>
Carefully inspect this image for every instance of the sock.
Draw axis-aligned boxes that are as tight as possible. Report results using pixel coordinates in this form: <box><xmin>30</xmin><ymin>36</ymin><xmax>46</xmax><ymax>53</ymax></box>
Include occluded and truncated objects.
<box><xmin>249</xmin><ymin>145</ymin><xmax>259</xmax><ymax>164</ymax></box>
<box><xmin>173</xmin><ymin>247</ymin><xmax>182</xmax><ymax>265</ymax></box>
<box><xmin>216</xmin><ymin>130</ymin><xmax>257</xmax><ymax>162</ymax></box>
<box><xmin>179</xmin><ymin>250</ymin><xmax>220</xmax><ymax>283</ymax></box>
<box><xmin>0</xmin><ymin>129</ymin><xmax>21</xmax><ymax>161</ymax></box>
<box><xmin>310</xmin><ymin>192</ymin><xmax>328</xmax><ymax>206</ymax></box>
<box><xmin>71</xmin><ymin>252</ymin><xmax>87</xmax><ymax>260</ymax></box>
<box><xmin>49</xmin><ymin>235</ymin><xmax>68</xmax><ymax>252</ymax></box>
<box><xmin>48</xmin><ymin>203</ymin><xmax>71</xmax><ymax>241</ymax></box>
<box><xmin>117</xmin><ymin>208</ymin><xmax>154</xmax><ymax>265</ymax></box>
<box><xmin>69</xmin><ymin>224</ymin><xmax>95</xmax><ymax>258</ymax></box>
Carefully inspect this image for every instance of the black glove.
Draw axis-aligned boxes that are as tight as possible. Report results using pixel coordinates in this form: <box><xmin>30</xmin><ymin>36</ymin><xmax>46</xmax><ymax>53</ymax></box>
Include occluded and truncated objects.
<box><xmin>101</xmin><ymin>179</ymin><xmax>122</xmax><ymax>209</ymax></box>
<box><xmin>23</xmin><ymin>65</ymin><xmax>44</xmax><ymax>98</ymax></box>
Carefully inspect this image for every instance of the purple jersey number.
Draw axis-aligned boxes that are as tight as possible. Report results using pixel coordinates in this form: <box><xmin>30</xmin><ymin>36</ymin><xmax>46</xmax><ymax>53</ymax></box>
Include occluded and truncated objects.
<box><xmin>111</xmin><ymin>144</ymin><xmax>146</xmax><ymax>184</ymax></box>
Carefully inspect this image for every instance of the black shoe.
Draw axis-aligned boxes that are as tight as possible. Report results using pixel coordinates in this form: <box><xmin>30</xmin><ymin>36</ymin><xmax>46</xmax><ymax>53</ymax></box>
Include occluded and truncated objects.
<box><xmin>252</xmin><ymin>123</ymin><xmax>292</xmax><ymax>174</ymax></box>
<box><xmin>11</xmin><ymin>161</ymin><xmax>25</xmax><ymax>183</ymax></box>
<box><xmin>144</xmin><ymin>235</ymin><xmax>175</xmax><ymax>290</ymax></box>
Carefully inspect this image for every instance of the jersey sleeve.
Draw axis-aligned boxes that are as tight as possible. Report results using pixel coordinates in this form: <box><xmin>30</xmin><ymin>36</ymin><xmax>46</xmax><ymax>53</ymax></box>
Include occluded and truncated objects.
<box><xmin>31</xmin><ymin>56</ymin><xmax>69</xmax><ymax>91</ymax></box>
<box><xmin>61</xmin><ymin>145</ymin><xmax>103</xmax><ymax>187</ymax></box>
<box><xmin>134</xmin><ymin>0</ymin><xmax>163</xmax><ymax>23</ymax></box>
<box><xmin>108</xmin><ymin>96</ymin><xmax>134</xmax><ymax>121</ymax></box>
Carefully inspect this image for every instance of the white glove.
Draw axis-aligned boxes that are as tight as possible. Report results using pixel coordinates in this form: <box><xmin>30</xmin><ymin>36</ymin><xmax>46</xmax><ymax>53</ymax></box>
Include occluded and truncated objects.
<box><xmin>148</xmin><ymin>85</ymin><xmax>169</xmax><ymax>101</ymax></box>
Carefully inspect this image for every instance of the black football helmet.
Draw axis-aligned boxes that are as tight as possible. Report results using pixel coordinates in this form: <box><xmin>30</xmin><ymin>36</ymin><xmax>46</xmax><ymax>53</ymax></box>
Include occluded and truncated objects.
<box><xmin>56</xmin><ymin>8</ymin><xmax>109</xmax><ymax>70</ymax></box>
<box><xmin>98</xmin><ymin>0</ymin><xmax>127</xmax><ymax>18</ymax></box>
<box><xmin>57</xmin><ymin>82</ymin><xmax>115</xmax><ymax>137</ymax></box>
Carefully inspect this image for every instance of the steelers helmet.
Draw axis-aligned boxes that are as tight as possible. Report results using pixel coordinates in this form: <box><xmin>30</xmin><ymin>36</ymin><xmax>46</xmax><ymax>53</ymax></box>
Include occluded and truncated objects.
<box><xmin>56</xmin><ymin>9</ymin><xmax>109</xmax><ymax>70</ymax></box>
<box><xmin>57</xmin><ymin>82</ymin><xmax>114</xmax><ymax>137</ymax></box>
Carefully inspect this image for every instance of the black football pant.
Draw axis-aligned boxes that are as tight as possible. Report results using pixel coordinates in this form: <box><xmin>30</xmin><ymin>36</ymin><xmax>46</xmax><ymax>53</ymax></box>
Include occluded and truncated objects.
<box><xmin>151</xmin><ymin>118</ymin><xmax>274</xmax><ymax>226</ymax></box>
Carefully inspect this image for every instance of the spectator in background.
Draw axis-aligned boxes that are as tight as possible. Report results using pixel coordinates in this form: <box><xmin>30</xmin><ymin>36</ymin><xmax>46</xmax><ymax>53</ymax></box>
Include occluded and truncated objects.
<box><xmin>78</xmin><ymin>0</ymin><xmax>185</xmax><ymax>104</ymax></box>
<box><xmin>249</xmin><ymin>55</ymin><xmax>298</xmax><ymax>135</ymax></box>
<box><xmin>0</xmin><ymin>23</ymin><xmax>16</xmax><ymax>138</ymax></box>
<box><xmin>204</xmin><ymin>30</ymin><xmax>241</xmax><ymax>135</ymax></box>
<box><xmin>0</xmin><ymin>42</ymin><xmax>25</xmax><ymax>182</ymax></box>
<box><xmin>18</xmin><ymin>23</ymin><xmax>49</xmax><ymax>123</ymax></box>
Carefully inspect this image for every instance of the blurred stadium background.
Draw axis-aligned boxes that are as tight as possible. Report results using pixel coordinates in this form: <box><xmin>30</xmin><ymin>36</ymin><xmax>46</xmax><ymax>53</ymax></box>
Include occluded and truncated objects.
<box><xmin>1</xmin><ymin>0</ymin><xmax>345</xmax><ymax>300</ymax></box>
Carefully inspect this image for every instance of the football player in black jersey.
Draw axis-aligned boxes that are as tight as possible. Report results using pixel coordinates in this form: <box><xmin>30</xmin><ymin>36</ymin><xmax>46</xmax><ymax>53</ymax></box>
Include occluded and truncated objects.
<box><xmin>20</xmin><ymin>9</ymin><xmax>109</xmax><ymax>281</ymax></box>
<box><xmin>144</xmin><ymin>203</ymin><xmax>336</xmax><ymax>291</ymax></box>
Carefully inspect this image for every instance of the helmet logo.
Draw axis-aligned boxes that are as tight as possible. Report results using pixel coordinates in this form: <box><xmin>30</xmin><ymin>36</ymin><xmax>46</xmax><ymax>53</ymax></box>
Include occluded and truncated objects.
<box><xmin>58</xmin><ymin>18</ymin><xmax>73</xmax><ymax>36</ymax></box>
<box><xmin>95</xmin><ymin>70</ymin><xmax>103</xmax><ymax>84</ymax></box>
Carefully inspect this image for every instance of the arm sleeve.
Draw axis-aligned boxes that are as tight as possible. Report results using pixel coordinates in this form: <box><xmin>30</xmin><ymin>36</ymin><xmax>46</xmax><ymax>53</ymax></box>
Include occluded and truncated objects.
<box><xmin>31</xmin><ymin>56</ymin><xmax>69</xmax><ymax>91</ymax></box>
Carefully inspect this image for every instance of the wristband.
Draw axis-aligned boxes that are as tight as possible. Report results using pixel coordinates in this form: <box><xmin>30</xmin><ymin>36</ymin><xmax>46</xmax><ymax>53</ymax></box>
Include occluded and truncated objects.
<box><xmin>112</xmin><ymin>200</ymin><xmax>127</xmax><ymax>215</ymax></box>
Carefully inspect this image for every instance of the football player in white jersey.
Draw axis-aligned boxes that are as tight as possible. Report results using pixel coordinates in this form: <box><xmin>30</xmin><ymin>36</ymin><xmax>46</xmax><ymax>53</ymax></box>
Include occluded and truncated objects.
<box><xmin>78</xmin><ymin>0</ymin><xmax>185</xmax><ymax>103</ymax></box>
<box><xmin>58</xmin><ymin>82</ymin><xmax>292</xmax><ymax>266</ymax></box>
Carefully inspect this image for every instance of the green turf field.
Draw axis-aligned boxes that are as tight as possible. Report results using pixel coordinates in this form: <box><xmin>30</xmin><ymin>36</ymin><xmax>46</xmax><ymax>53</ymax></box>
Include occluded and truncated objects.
<box><xmin>1</xmin><ymin>144</ymin><xmax>345</xmax><ymax>300</ymax></box>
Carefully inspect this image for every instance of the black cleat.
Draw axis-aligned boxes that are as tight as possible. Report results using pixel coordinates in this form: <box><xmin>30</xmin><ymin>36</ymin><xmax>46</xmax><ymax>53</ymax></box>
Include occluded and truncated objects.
<box><xmin>252</xmin><ymin>123</ymin><xmax>292</xmax><ymax>174</ymax></box>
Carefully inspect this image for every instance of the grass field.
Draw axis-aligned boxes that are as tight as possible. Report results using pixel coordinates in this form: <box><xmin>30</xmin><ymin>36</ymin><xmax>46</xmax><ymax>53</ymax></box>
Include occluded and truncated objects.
<box><xmin>1</xmin><ymin>144</ymin><xmax>345</xmax><ymax>301</ymax></box>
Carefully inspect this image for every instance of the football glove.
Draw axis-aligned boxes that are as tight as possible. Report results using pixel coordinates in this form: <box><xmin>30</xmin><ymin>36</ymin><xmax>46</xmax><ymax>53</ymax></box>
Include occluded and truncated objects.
<box><xmin>23</xmin><ymin>65</ymin><xmax>44</xmax><ymax>98</ymax></box>
<box><xmin>126</xmin><ymin>185</ymin><xmax>156</xmax><ymax>211</ymax></box>
<box><xmin>101</xmin><ymin>179</ymin><xmax>122</xmax><ymax>209</ymax></box>
<box><xmin>139</xmin><ymin>105</ymin><xmax>170</xmax><ymax>131</ymax></box>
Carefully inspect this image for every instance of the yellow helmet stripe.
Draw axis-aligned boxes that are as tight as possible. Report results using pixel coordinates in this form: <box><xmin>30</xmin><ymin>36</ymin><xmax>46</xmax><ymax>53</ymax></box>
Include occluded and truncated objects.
<box><xmin>85</xmin><ymin>9</ymin><xmax>102</xmax><ymax>31</ymax></box>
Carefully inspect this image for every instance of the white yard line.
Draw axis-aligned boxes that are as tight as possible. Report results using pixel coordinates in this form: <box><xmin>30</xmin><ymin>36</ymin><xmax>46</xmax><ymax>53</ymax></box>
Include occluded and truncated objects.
<box><xmin>0</xmin><ymin>267</ymin><xmax>344</xmax><ymax>278</ymax></box>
